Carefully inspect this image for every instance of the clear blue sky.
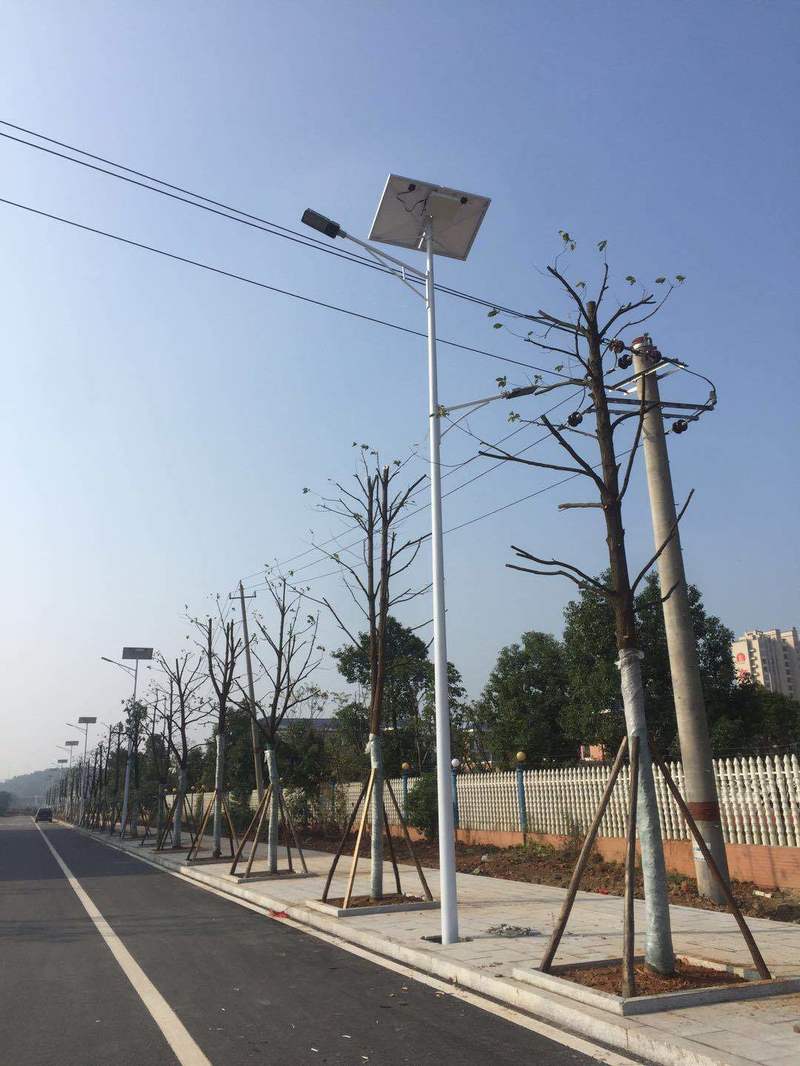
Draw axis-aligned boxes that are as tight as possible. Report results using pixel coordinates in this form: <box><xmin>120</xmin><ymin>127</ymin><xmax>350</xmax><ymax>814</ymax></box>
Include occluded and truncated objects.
<box><xmin>1</xmin><ymin>1</ymin><xmax>798</xmax><ymax>779</ymax></box>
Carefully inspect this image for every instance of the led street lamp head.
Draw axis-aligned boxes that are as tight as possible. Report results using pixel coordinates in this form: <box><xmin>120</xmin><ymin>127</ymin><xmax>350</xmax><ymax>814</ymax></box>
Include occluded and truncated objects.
<box><xmin>301</xmin><ymin>208</ymin><xmax>342</xmax><ymax>240</ymax></box>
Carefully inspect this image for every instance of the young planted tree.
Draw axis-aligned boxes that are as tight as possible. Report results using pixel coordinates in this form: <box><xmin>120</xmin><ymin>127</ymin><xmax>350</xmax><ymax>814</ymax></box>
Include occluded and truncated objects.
<box><xmin>157</xmin><ymin>653</ymin><xmax>207</xmax><ymax>848</ymax></box>
<box><xmin>311</xmin><ymin>450</ymin><xmax>426</xmax><ymax>900</ymax></box>
<box><xmin>200</xmin><ymin>613</ymin><xmax>243</xmax><ymax>857</ymax></box>
<box><xmin>483</xmin><ymin>240</ymin><xmax>688</xmax><ymax>973</ymax></box>
<box><xmin>248</xmin><ymin>576</ymin><xmax>322</xmax><ymax>872</ymax></box>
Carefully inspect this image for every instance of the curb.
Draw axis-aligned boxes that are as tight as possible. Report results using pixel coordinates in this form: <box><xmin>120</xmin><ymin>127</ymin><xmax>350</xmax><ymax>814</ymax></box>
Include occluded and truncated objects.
<box><xmin>66</xmin><ymin>824</ymin><xmax>778</xmax><ymax>1066</ymax></box>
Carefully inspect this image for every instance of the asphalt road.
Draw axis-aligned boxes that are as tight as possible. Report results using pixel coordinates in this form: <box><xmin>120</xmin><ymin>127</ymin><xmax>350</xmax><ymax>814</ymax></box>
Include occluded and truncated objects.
<box><xmin>1</xmin><ymin>816</ymin><xmax>618</xmax><ymax>1065</ymax></box>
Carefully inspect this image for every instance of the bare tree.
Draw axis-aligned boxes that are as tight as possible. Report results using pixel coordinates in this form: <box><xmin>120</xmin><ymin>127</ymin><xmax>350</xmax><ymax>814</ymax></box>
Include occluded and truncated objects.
<box><xmin>157</xmin><ymin>652</ymin><xmax>207</xmax><ymax>848</ymax></box>
<box><xmin>482</xmin><ymin>240</ymin><xmax>689</xmax><ymax>973</ymax></box>
<box><xmin>311</xmin><ymin>450</ymin><xmax>426</xmax><ymax>900</ymax></box>
<box><xmin>199</xmin><ymin>612</ymin><xmax>243</xmax><ymax>857</ymax></box>
<box><xmin>246</xmin><ymin>576</ymin><xmax>322</xmax><ymax>871</ymax></box>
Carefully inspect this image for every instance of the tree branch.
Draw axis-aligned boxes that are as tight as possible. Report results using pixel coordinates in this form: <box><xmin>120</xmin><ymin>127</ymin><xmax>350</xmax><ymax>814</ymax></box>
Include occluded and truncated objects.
<box><xmin>630</xmin><ymin>489</ymin><xmax>695</xmax><ymax>594</ymax></box>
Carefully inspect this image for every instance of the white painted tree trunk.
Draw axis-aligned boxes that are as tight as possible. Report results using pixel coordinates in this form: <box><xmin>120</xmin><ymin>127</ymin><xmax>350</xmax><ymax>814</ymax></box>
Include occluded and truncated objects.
<box><xmin>265</xmin><ymin>745</ymin><xmax>280</xmax><ymax>874</ymax></box>
<box><xmin>173</xmin><ymin>767</ymin><xmax>187</xmax><ymax>848</ymax></box>
<box><xmin>618</xmin><ymin>647</ymin><xmax>675</xmax><ymax>974</ymax></box>
<box><xmin>367</xmin><ymin>734</ymin><xmax>383</xmax><ymax>900</ymax></box>
<box><xmin>212</xmin><ymin>733</ymin><xmax>225</xmax><ymax>858</ymax></box>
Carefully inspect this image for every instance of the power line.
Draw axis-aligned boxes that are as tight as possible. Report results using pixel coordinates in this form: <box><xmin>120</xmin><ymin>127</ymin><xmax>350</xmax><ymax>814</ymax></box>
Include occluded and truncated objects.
<box><xmin>238</xmin><ymin>388</ymin><xmax>581</xmax><ymax>590</ymax></box>
<box><xmin>0</xmin><ymin>195</ymin><xmax>556</xmax><ymax>377</ymax></box>
<box><xmin>0</xmin><ymin>120</ymin><xmax>571</xmax><ymax>351</ymax></box>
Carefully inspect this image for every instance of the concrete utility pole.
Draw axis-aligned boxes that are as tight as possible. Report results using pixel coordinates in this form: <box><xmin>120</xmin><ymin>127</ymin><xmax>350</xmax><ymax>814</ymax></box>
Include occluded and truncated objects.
<box><xmin>237</xmin><ymin>582</ymin><xmax>264</xmax><ymax>799</ymax></box>
<box><xmin>633</xmin><ymin>337</ymin><xmax>730</xmax><ymax>903</ymax></box>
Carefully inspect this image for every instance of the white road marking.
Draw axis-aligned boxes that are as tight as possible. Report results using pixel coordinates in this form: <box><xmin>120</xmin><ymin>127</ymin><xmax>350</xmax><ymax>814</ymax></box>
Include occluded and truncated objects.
<box><xmin>35</xmin><ymin>824</ymin><xmax>212</xmax><ymax>1066</ymax></box>
<box><xmin>94</xmin><ymin>831</ymin><xmax>642</xmax><ymax>1065</ymax></box>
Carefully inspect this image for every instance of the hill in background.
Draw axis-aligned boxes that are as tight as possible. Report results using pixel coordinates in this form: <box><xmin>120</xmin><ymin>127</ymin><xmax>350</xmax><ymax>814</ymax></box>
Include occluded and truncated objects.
<box><xmin>0</xmin><ymin>767</ymin><xmax>60</xmax><ymax>805</ymax></box>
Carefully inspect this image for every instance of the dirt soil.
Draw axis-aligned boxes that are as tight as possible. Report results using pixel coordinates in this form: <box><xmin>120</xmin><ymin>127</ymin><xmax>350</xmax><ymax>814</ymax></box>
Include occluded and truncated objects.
<box><xmin>325</xmin><ymin>894</ymin><xmax>425</xmax><ymax>909</ymax></box>
<box><xmin>301</xmin><ymin>830</ymin><xmax>800</xmax><ymax>924</ymax></box>
<box><xmin>559</xmin><ymin>957</ymin><xmax>745</xmax><ymax>996</ymax></box>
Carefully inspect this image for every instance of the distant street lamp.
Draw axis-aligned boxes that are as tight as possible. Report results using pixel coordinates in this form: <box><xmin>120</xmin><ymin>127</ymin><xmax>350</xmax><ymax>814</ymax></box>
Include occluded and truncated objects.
<box><xmin>67</xmin><ymin>716</ymin><xmax>97</xmax><ymax>821</ymax></box>
<box><xmin>103</xmin><ymin>647</ymin><xmax>153</xmax><ymax>838</ymax></box>
<box><xmin>302</xmin><ymin>176</ymin><xmax>490</xmax><ymax>945</ymax></box>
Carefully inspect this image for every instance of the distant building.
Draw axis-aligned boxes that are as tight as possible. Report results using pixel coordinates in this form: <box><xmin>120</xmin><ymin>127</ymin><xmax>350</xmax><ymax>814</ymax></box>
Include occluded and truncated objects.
<box><xmin>731</xmin><ymin>628</ymin><xmax>800</xmax><ymax>699</ymax></box>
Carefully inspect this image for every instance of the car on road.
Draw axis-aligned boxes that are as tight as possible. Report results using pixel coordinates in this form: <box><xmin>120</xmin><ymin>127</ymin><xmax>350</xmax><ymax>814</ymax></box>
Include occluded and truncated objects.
<box><xmin>34</xmin><ymin>807</ymin><xmax>53</xmax><ymax>822</ymax></box>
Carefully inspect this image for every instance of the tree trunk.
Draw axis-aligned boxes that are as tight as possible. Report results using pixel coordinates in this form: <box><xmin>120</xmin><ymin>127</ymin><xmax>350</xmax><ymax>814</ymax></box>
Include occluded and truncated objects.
<box><xmin>617</xmin><ymin>646</ymin><xmax>675</xmax><ymax>974</ymax></box>
<box><xmin>585</xmin><ymin>307</ymin><xmax>674</xmax><ymax>974</ymax></box>
<box><xmin>174</xmin><ymin>767</ymin><xmax>187</xmax><ymax>848</ymax></box>
<box><xmin>265</xmin><ymin>745</ymin><xmax>280</xmax><ymax>873</ymax></box>
<box><xmin>367</xmin><ymin>734</ymin><xmax>384</xmax><ymax>900</ymax></box>
<box><xmin>212</xmin><ymin>732</ymin><xmax>225</xmax><ymax>858</ymax></box>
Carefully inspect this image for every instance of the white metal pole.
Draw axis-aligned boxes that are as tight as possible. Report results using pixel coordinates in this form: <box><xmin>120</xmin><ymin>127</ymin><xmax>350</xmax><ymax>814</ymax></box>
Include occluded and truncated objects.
<box><xmin>239</xmin><ymin>581</ymin><xmax>265</xmax><ymax>799</ymax></box>
<box><xmin>119</xmin><ymin>659</ymin><xmax>139</xmax><ymax>838</ymax></box>
<box><xmin>79</xmin><ymin>724</ymin><xmax>90</xmax><ymax>823</ymax></box>
<box><xmin>425</xmin><ymin>219</ymin><xmax>459</xmax><ymax>945</ymax></box>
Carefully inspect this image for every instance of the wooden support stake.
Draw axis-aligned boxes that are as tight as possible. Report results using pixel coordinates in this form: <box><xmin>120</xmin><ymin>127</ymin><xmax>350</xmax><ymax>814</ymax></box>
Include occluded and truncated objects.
<box><xmin>157</xmin><ymin>794</ymin><xmax>178</xmax><ymax>850</ymax></box>
<box><xmin>279</xmin><ymin>793</ymin><xmax>296</xmax><ymax>874</ymax></box>
<box><xmin>343</xmin><ymin>769</ymin><xmax>375</xmax><ymax>909</ymax></box>
<box><xmin>231</xmin><ymin>787</ymin><xmax>271</xmax><ymax>875</ymax></box>
<box><xmin>187</xmin><ymin>793</ymin><xmax>215</xmax><ymax>861</ymax></box>
<box><xmin>244</xmin><ymin>788</ymin><xmax>272</xmax><ymax>879</ymax></box>
<box><xmin>540</xmin><ymin>736</ymin><xmax>628</xmax><ymax>973</ymax></box>
<box><xmin>220</xmin><ymin>792</ymin><xmax>238</xmax><ymax>857</ymax></box>
<box><xmin>383</xmin><ymin>803</ymin><xmax>402</xmax><ymax>896</ymax></box>
<box><xmin>652</xmin><ymin>751</ymin><xmax>772</xmax><ymax>981</ymax></box>
<box><xmin>322</xmin><ymin>779</ymin><xmax>368</xmax><ymax>902</ymax></box>
<box><xmin>385</xmin><ymin>779</ymin><xmax>433</xmax><ymax>901</ymax></box>
<box><xmin>622</xmin><ymin>735</ymin><xmax>640</xmax><ymax>999</ymax></box>
<box><xmin>282</xmin><ymin>794</ymin><xmax>309</xmax><ymax>875</ymax></box>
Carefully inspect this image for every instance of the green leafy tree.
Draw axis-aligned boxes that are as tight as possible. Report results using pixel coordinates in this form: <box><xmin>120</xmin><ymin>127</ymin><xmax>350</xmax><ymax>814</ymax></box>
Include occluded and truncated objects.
<box><xmin>332</xmin><ymin>615</ymin><xmax>467</xmax><ymax>775</ymax></box>
<box><xmin>405</xmin><ymin>773</ymin><xmax>439</xmax><ymax>841</ymax></box>
<box><xmin>473</xmin><ymin>631</ymin><xmax>574</xmax><ymax>766</ymax></box>
<box><xmin>560</xmin><ymin>572</ymin><xmax>796</xmax><ymax>756</ymax></box>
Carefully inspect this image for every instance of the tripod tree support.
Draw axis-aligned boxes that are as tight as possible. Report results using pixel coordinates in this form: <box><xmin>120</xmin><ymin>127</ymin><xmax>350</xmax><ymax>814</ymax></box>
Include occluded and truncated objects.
<box><xmin>229</xmin><ymin>784</ymin><xmax>308</xmax><ymax>880</ymax></box>
<box><xmin>186</xmin><ymin>790</ymin><xmax>237</xmax><ymax>862</ymax></box>
<box><xmin>652</xmin><ymin>751</ymin><xmax>771</xmax><ymax>980</ymax></box>
<box><xmin>321</xmin><ymin>772</ymin><xmax>432</xmax><ymax>908</ymax></box>
<box><xmin>322</xmin><ymin>779</ymin><xmax>368</xmax><ymax>903</ymax></box>
<box><xmin>540</xmin><ymin>736</ymin><xmax>628</xmax><ymax>973</ymax></box>
<box><xmin>156</xmin><ymin>792</ymin><xmax>200</xmax><ymax>851</ymax></box>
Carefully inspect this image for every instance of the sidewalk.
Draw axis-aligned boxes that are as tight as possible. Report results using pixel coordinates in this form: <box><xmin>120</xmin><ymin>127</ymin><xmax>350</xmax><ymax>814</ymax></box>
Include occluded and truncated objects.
<box><xmin>76</xmin><ymin>827</ymin><xmax>800</xmax><ymax>1066</ymax></box>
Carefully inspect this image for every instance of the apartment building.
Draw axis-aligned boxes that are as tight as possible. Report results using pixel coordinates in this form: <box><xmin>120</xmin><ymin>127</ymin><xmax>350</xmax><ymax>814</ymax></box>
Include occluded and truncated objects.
<box><xmin>731</xmin><ymin>627</ymin><xmax>800</xmax><ymax>699</ymax></box>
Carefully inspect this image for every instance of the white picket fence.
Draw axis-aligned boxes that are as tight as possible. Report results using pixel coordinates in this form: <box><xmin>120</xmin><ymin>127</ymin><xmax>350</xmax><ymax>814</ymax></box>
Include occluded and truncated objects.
<box><xmin>353</xmin><ymin>754</ymin><xmax>800</xmax><ymax>847</ymax></box>
<box><xmin>176</xmin><ymin>753</ymin><xmax>800</xmax><ymax>848</ymax></box>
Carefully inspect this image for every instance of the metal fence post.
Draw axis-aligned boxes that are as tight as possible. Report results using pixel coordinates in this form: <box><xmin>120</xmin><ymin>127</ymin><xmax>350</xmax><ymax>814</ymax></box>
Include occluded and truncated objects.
<box><xmin>516</xmin><ymin>751</ymin><xmax>528</xmax><ymax>841</ymax></box>
<box><xmin>451</xmin><ymin>759</ymin><xmax>460</xmax><ymax>830</ymax></box>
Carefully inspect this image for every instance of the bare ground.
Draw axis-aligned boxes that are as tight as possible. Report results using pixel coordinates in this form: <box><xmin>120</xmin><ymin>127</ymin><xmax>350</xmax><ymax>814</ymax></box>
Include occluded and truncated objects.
<box><xmin>301</xmin><ymin>829</ymin><xmax>800</xmax><ymax>925</ymax></box>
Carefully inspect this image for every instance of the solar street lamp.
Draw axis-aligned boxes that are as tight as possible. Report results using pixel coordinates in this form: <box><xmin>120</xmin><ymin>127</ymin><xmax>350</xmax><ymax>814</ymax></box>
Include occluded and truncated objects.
<box><xmin>106</xmin><ymin>647</ymin><xmax>153</xmax><ymax>838</ymax></box>
<box><xmin>302</xmin><ymin>177</ymin><xmax>490</xmax><ymax>944</ymax></box>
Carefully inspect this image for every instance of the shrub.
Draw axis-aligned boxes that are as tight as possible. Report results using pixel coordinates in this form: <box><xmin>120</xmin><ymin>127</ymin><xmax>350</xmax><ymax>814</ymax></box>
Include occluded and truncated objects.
<box><xmin>406</xmin><ymin>773</ymin><xmax>439</xmax><ymax>841</ymax></box>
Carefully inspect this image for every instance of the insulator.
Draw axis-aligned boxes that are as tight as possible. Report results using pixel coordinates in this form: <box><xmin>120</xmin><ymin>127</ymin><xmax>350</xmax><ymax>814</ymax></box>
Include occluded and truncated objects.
<box><xmin>672</xmin><ymin>419</ymin><xmax>688</xmax><ymax>434</ymax></box>
<box><xmin>617</xmin><ymin>353</ymin><xmax>633</xmax><ymax>369</ymax></box>
<box><xmin>567</xmin><ymin>411</ymin><xmax>583</xmax><ymax>428</ymax></box>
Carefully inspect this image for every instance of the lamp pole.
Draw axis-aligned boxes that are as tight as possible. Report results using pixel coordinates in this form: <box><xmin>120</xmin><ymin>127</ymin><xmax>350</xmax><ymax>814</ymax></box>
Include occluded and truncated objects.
<box><xmin>119</xmin><ymin>658</ymin><xmax>140</xmax><ymax>838</ymax></box>
<box><xmin>237</xmin><ymin>581</ymin><xmax>264</xmax><ymax>799</ymax></box>
<box><xmin>425</xmin><ymin>216</ymin><xmax>458</xmax><ymax>942</ymax></box>
<box><xmin>103</xmin><ymin>648</ymin><xmax>152</xmax><ymax>838</ymax></box>
<box><xmin>301</xmin><ymin>180</ymin><xmax>490</xmax><ymax>945</ymax></box>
